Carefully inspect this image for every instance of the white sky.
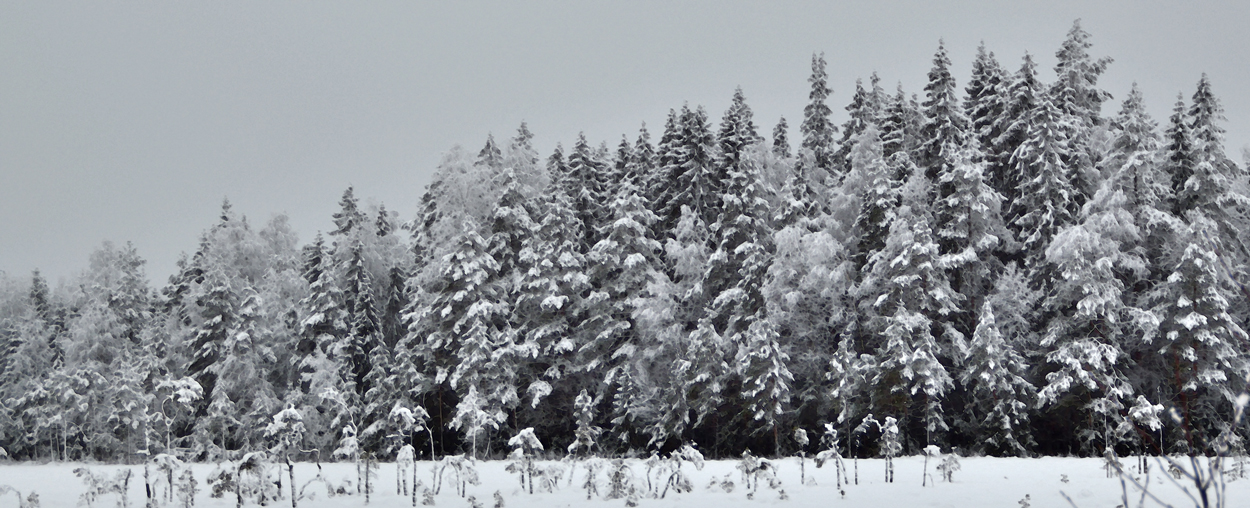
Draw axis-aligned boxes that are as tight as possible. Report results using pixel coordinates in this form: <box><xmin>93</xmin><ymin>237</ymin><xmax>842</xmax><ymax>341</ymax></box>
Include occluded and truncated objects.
<box><xmin>2</xmin><ymin>1</ymin><xmax>1247</xmax><ymax>284</ymax></box>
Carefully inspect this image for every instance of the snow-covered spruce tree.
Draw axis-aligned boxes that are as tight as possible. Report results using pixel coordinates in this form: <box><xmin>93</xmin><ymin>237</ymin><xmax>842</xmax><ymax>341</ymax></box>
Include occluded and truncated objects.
<box><xmin>965</xmin><ymin>43</ymin><xmax>1008</xmax><ymax>165</ymax></box>
<box><xmin>341</xmin><ymin>242</ymin><xmax>380</xmax><ymax>399</ymax></box>
<box><xmin>712</xmin><ymin>87</ymin><xmax>763</xmax><ymax>219</ymax></box>
<box><xmin>584</xmin><ymin>177</ymin><xmax>666</xmax><ymax>442</ymax></box>
<box><xmin>477</xmin><ymin>133</ymin><xmax>504</xmax><ymax>172</ymax></box>
<box><xmin>736</xmin><ymin>318</ymin><xmax>793</xmax><ymax>456</ymax></box>
<box><xmin>1149</xmin><ymin>219</ymin><xmax>1250</xmax><ymax>450</ymax></box>
<box><xmin>1174</xmin><ymin>75</ymin><xmax>1250</xmax><ymax>262</ymax></box>
<box><xmin>1049</xmin><ymin>19</ymin><xmax>1113</xmax><ymax>195</ymax></box>
<box><xmin>850</xmin><ymin>126</ymin><xmax>898</xmax><ymax>272</ymax></box>
<box><xmin>960</xmin><ymin>301</ymin><xmax>1036</xmax><ymax>456</ymax></box>
<box><xmin>879</xmin><ymin>85</ymin><xmax>913</xmax><ymax>159</ymax></box>
<box><xmin>801</xmin><ymin>52</ymin><xmax>837</xmax><ymax>176</ymax></box>
<box><xmin>858</xmin><ymin>182</ymin><xmax>961</xmax><ymax>447</ymax></box>
<box><xmin>772</xmin><ymin>116</ymin><xmax>791</xmax><ymax>159</ymax></box>
<box><xmin>402</xmin><ymin>220</ymin><xmax>513</xmax><ymax>457</ymax></box>
<box><xmin>650</xmin><ymin>105</ymin><xmax>717</xmax><ymax>232</ymax></box>
<box><xmin>918</xmin><ymin>40</ymin><xmax>970</xmax><ymax>184</ymax></box>
<box><xmin>934</xmin><ymin>147</ymin><xmax>1010</xmax><ymax>334</ymax></box>
<box><xmin>834</xmin><ymin>78</ymin><xmax>883</xmax><ymax>173</ymax></box>
<box><xmin>1164</xmin><ymin>93</ymin><xmax>1197</xmax><ymax>214</ymax></box>
<box><xmin>566</xmin><ymin>133</ymin><xmax>611</xmax><ymax>249</ymax></box>
<box><xmin>990</xmin><ymin>53</ymin><xmax>1044</xmax><ymax>217</ymax></box>
<box><xmin>625</xmin><ymin>123</ymin><xmax>657</xmax><ymax>193</ymax></box>
<box><xmin>629</xmin><ymin>205</ymin><xmax>709</xmax><ymax>449</ymax></box>
<box><xmin>513</xmin><ymin>180</ymin><xmax>590</xmax><ymax>434</ymax></box>
<box><xmin>1009</xmin><ymin>83</ymin><xmax>1082</xmax><ymax>288</ymax></box>
<box><xmin>1036</xmin><ymin>170</ymin><xmax>1158</xmax><ymax>453</ymax></box>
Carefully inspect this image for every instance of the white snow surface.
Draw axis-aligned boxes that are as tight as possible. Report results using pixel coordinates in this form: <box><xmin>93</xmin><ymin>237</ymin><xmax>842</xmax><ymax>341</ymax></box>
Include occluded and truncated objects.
<box><xmin>1</xmin><ymin>455</ymin><xmax>1247</xmax><ymax>507</ymax></box>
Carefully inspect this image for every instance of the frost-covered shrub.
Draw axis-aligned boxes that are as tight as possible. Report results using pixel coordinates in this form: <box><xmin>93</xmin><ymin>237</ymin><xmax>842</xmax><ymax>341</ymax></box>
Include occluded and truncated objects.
<box><xmin>937</xmin><ymin>451</ymin><xmax>961</xmax><ymax>482</ymax></box>
<box><xmin>205</xmin><ymin>465</ymin><xmax>235</xmax><ymax>499</ymax></box>
<box><xmin>435</xmin><ymin>454</ymin><xmax>480</xmax><ymax>498</ymax></box>
<box><xmin>0</xmin><ymin>485</ymin><xmax>41</xmax><ymax>508</ymax></box>
<box><xmin>174</xmin><ymin>469</ymin><xmax>197</xmax><ymax>508</ymax></box>
<box><xmin>505</xmin><ymin>428</ymin><xmax>543</xmax><ymax>494</ymax></box>
<box><xmin>74</xmin><ymin>467</ymin><xmax>132</xmax><ymax>508</ymax></box>
<box><xmin>605</xmin><ymin>459</ymin><xmax>638</xmax><ymax>501</ymax></box>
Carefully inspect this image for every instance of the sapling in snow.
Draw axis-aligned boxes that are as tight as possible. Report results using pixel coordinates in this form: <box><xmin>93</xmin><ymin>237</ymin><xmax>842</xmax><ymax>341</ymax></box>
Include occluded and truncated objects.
<box><xmin>937</xmin><ymin>450</ymin><xmax>961</xmax><ymax>483</ymax></box>
<box><xmin>793</xmin><ymin>428</ymin><xmax>810</xmax><ymax>485</ymax></box>
<box><xmin>567</xmin><ymin>390</ymin><xmax>601</xmax><ymax>457</ymax></box>
<box><xmin>331</xmin><ymin>424</ymin><xmax>361</xmax><ymax>494</ymax></box>
<box><xmin>658</xmin><ymin>444</ymin><xmax>704</xmax><ymax>498</ymax></box>
<box><xmin>174</xmin><ymin>469</ymin><xmax>197</xmax><ymax>508</ymax></box>
<box><xmin>74</xmin><ymin>467</ymin><xmax>132</xmax><ymax>508</ymax></box>
<box><xmin>880</xmin><ymin>416</ymin><xmax>901</xmax><ymax>483</ymax></box>
<box><xmin>505</xmin><ymin>428</ymin><xmax>543</xmax><ymax>494</ymax></box>
<box><xmin>383</xmin><ymin>402</ymin><xmax>420</xmax><ymax>495</ymax></box>
<box><xmin>449</xmin><ymin>385</ymin><xmax>504</xmax><ymax>461</ymax></box>
<box><xmin>922</xmin><ymin>444</ymin><xmax>940</xmax><ymax>486</ymax></box>
<box><xmin>814</xmin><ymin>423</ymin><xmax>849</xmax><ymax>491</ymax></box>
<box><xmin>264</xmin><ymin>405</ymin><xmax>305</xmax><ymax>507</ymax></box>
<box><xmin>852</xmin><ymin>413</ymin><xmax>880</xmax><ymax>485</ymax></box>
<box><xmin>0</xmin><ymin>485</ymin><xmax>40</xmax><ymax>508</ymax></box>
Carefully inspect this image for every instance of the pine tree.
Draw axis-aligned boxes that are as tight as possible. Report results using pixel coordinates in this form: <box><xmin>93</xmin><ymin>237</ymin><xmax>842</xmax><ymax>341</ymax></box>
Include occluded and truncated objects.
<box><xmin>835</xmin><ymin>78</ymin><xmax>881</xmax><ymax>172</ymax></box>
<box><xmin>566</xmin><ymin>133</ymin><xmax>609</xmax><ymax>250</ymax></box>
<box><xmin>801</xmin><ymin>53</ymin><xmax>837</xmax><ymax>174</ymax></box>
<box><xmin>477</xmin><ymin>133</ymin><xmax>504</xmax><ymax>171</ymax></box>
<box><xmin>1010</xmin><ymin>89</ymin><xmax>1081</xmax><ymax>285</ymax></box>
<box><xmin>1165</xmin><ymin>94</ymin><xmax>1197</xmax><ymax>215</ymax></box>
<box><xmin>960</xmin><ymin>302</ymin><xmax>1036</xmax><ymax>456</ymax></box>
<box><xmin>991</xmin><ymin>54</ymin><xmax>1044</xmax><ymax>214</ymax></box>
<box><xmin>934</xmin><ymin>147</ymin><xmax>1009</xmax><ymax>330</ymax></box>
<box><xmin>331</xmin><ymin>187</ymin><xmax>366</xmax><ymax>238</ymax></box>
<box><xmin>919</xmin><ymin>40</ymin><xmax>969</xmax><ymax>183</ymax></box>
<box><xmin>772</xmin><ymin>116</ymin><xmax>791</xmax><ymax>159</ymax></box>
<box><xmin>1151</xmin><ymin>221</ymin><xmax>1250</xmax><ymax>447</ymax></box>
<box><xmin>965</xmin><ymin>43</ymin><xmax>1008</xmax><ymax>161</ymax></box>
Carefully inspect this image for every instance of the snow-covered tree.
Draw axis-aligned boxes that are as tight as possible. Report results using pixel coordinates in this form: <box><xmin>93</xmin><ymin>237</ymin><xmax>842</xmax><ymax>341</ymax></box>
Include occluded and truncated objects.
<box><xmin>960</xmin><ymin>302</ymin><xmax>1036</xmax><ymax>456</ymax></box>
<box><xmin>801</xmin><ymin>53</ymin><xmax>837</xmax><ymax>174</ymax></box>
<box><xmin>1150</xmin><ymin>220</ymin><xmax>1250</xmax><ymax>449</ymax></box>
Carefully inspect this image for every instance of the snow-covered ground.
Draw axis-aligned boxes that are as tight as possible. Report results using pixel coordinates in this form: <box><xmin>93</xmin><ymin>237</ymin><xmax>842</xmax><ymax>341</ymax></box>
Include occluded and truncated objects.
<box><xmin>1</xmin><ymin>455</ymin><xmax>1246</xmax><ymax>508</ymax></box>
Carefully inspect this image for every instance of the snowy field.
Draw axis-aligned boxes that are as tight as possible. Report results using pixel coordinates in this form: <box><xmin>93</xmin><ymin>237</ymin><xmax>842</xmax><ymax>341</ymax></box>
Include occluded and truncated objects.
<box><xmin>2</xmin><ymin>456</ymin><xmax>1248</xmax><ymax>508</ymax></box>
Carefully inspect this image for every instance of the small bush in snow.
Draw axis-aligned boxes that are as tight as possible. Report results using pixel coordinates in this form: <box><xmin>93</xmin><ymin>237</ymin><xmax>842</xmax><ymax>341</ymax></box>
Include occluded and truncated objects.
<box><xmin>206</xmin><ymin>465</ymin><xmax>235</xmax><ymax>499</ymax></box>
<box><xmin>505</xmin><ymin>428</ymin><xmax>543</xmax><ymax>494</ymax></box>
<box><xmin>74</xmin><ymin>467</ymin><xmax>132</xmax><ymax>508</ymax></box>
<box><xmin>0</xmin><ymin>485</ymin><xmax>40</xmax><ymax>508</ymax></box>
<box><xmin>937</xmin><ymin>451</ymin><xmax>961</xmax><ymax>482</ymax></box>
<box><xmin>492</xmin><ymin>490</ymin><xmax>504</xmax><ymax>508</ymax></box>
<box><xmin>174</xmin><ymin>469</ymin><xmax>197</xmax><ymax>508</ymax></box>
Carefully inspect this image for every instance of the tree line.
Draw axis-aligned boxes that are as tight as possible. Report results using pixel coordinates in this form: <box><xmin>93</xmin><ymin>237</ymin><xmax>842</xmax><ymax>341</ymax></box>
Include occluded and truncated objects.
<box><xmin>1</xmin><ymin>20</ymin><xmax>1248</xmax><ymax>462</ymax></box>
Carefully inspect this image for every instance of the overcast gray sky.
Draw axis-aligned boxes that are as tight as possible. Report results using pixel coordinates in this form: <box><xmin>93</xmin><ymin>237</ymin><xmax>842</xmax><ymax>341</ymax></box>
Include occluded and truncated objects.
<box><xmin>3</xmin><ymin>1</ymin><xmax>1247</xmax><ymax>284</ymax></box>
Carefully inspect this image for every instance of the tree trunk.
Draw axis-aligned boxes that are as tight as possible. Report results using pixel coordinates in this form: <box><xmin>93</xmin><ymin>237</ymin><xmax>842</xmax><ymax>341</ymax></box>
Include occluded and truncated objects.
<box><xmin>288</xmin><ymin>456</ymin><xmax>297</xmax><ymax>508</ymax></box>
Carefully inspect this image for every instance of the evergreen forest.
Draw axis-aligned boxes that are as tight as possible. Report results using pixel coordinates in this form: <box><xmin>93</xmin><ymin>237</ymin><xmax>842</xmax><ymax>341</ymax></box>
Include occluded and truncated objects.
<box><xmin>2</xmin><ymin>21</ymin><xmax>1249</xmax><ymax>463</ymax></box>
